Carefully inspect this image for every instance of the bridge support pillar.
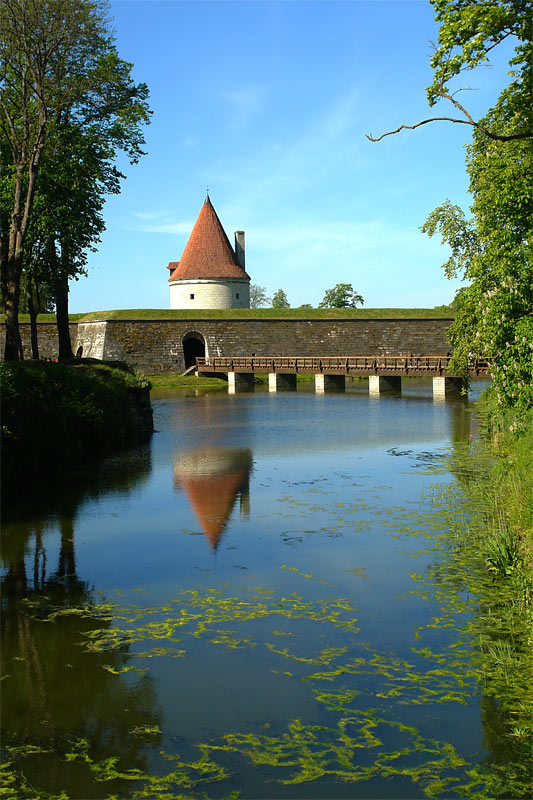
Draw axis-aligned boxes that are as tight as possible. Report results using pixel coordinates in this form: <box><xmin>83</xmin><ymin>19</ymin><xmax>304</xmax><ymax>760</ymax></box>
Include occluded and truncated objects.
<box><xmin>369</xmin><ymin>375</ymin><xmax>401</xmax><ymax>394</ymax></box>
<box><xmin>315</xmin><ymin>374</ymin><xmax>345</xmax><ymax>393</ymax></box>
<box><xmin>433</xmin><ymin>376</ymin><xmax>463</xmax><ymax>398</ymax></box>
<box><xmin>269</xmin><ymin>373</ymin><xmax>297</xmax><ymax>392</ymax></box>
<box><xmin>228</xmin><ymin>372</ymin><xmax>255</xmax><ymax>393</ymax></box>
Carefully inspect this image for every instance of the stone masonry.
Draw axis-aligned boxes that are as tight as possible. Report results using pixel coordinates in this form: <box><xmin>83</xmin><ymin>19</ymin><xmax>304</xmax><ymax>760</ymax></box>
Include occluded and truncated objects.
<box><xmin>9</xmin><ymin>318</ymin><xmax>453</xmax><ymax>375</ymax></box>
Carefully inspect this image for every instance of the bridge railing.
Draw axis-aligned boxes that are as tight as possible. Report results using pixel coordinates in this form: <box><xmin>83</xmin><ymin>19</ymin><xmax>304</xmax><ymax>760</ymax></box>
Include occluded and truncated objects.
<box><xmin>196</xmin><ymin>356</ymin><xmax>492</xmax><ymax>375</ymax></box>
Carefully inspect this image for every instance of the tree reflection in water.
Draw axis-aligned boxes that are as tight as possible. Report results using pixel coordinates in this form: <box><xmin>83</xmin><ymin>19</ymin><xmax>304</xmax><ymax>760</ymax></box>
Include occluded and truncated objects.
<box><xmin>1</xmin><ymin>445</ymin><xmax>161</xmax><ymax>798</ymax></box>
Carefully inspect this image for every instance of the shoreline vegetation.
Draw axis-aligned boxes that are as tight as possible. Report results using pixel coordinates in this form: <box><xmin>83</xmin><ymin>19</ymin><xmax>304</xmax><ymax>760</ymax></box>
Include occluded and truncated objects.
<box><xmin>443</xmin><ymin>399</ymin><xmax>533</xmax><ymax>792</ymax></box>
<box><xmin>17</xmin><ymin>306</ymin><xmax>455</xmax><ymax>323</ymax></box>
<box><xmin>0</xmin><ymin>359</ymin><xmax>153</xmax><ymax>496</ymax></box>
<box><xmin>480</xmin><ymin>401</ymin><xmax>532</xmax><ymax>609</ymax></box>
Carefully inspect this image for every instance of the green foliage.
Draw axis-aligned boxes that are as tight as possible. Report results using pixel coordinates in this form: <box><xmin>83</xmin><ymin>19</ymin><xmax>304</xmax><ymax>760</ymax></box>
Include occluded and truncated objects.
<box><xmin>422</xmin><ymin>2</ymin><xmax>532</xmax><ymax>412</ymax></box>
<box><xmin>485</xmin><ymin>528</ymin><xmax>520</xmax><ymax>577</ymax></box>
<box><xmin>271</xmin><ymin>288</ymin><xmax>290</xmax><ymax>308</ymax></box>
<box><xmin>0</xmin><ymin>360</ymin><xmax>151</xmax><ymax>489</ymax></box>
<box><xmin>0</xmin><ymin>0</ymin><xmax>151</xmax><ymax>359</ymax></box>
<box><xmin>318</xmin><ymin>284</ymin><xmax>364</xmax><ymax>309</ymax></box>
<box><xmin>483</xmin><ymin>405</ymin><xmax>533</xmax><ymax>593</ymax></box>
<box><xmin>427</xmin><ymin>1</ymin><xmax>531</xmax><ymax>133</ymax></box>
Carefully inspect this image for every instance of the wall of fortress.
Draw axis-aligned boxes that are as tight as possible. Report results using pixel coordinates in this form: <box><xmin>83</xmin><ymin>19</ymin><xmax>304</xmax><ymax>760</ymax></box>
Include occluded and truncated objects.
<box><xmin>9</xmin><ymin>318</ymin><xmax>453</xmax><ymax>375</ymax></box>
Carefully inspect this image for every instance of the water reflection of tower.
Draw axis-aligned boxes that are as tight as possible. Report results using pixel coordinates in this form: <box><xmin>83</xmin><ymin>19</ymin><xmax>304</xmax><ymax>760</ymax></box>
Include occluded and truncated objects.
<box><xmin>173</xmin><ymin>448</ymin><xmax>253</xmax><ymax>551</ymax></box>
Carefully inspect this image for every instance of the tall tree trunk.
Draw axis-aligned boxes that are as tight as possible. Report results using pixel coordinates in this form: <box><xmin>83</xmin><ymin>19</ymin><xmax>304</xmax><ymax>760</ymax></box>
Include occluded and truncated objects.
<box><xmin>1</xmin><ymin>124</ymin><xmax>47</xmax><ymax>362</ymax></box>
<box><xmin>55</xmin><ymin>274</ymin><xmax>73</xmax><ymax>361</ymax></box>
<box><xmin>2</xmin><ymin>253</ymin><xmax>24</xmax><ymax>361</ymax></box>
<box><xmin>27</xmin><ymin>292</ymin><xmax>40</xmax><ymax>360</ymax></box>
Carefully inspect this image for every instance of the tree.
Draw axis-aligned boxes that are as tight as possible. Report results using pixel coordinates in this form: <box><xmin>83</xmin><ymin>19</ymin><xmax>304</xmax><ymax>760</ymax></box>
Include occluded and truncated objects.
<box><xmin>249</xmin><ymin>284</ymin><xmax>270</xmax><ymax>308</ymax></box>
<box><xmin>0</xmin><ymin>0</ymin><xmax>150</xmax><ymax>360</ymax></box>
<box><xmin>417</xmin><ymin>2</ymin><xmax>532</xmax><ymax>412</ymax></box>
<box><xmin>367</xmin><ymin>0</ymin><xmax>532</xmax><ymax>143</ymax></box>
<box><xmin>367</xmin><ymin>0</ymin><xmax>532</xmax><ymax>413</ymax></box>
<box><xmin>19</xmin><ymin>240</ymin><xmax>55</xmax><ymax>360</ymax></box>
<box><xmin>271</xmin><ymin>289</ymin><xmax>290</xmax><ymax>308</ymax></box>
<box><xmin>319</xmin><ymin>284</ymin><xmax>364</xmax><ymax>309</ymax></box>
<box><xmin>422</xmin><ymin>113</ymin><xmax>532</xmax><ymax>411</ymax></box>
<box><xmin>24</xmin><ymin>115</ymin><xmax>133</xmax><ymax>360</ymax></box>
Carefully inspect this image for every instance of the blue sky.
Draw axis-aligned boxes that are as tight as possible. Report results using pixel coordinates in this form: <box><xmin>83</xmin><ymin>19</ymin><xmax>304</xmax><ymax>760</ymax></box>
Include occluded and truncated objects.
<box><xmin>69</xmin><ymin>0</ymin><xmax>513</xmax><ymax>313</ymax></box>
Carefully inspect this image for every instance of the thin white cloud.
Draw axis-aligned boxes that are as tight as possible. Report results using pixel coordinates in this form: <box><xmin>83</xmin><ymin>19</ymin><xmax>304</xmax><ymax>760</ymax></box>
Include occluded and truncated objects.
<box><xmin>220</xmin><ymin>85</ymin><xmax>266</xmax><ymax>116</ymax></box>
<box><xmin>125</xmin><ymin>211</ymin><xmax>194</xmax><ymax>235</ymax></box>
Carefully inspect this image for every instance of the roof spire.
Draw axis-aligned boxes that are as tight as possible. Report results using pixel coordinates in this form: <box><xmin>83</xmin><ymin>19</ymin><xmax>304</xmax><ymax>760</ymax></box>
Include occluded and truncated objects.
<box><xmin>168</xmin><ymin>195</ymin><xmax>250</xmax><ymax>281</ymax></box>
<box><xmin>206</xmin><ymin>185</ymin><xmax>210</xmax><ymax>202</ymax></box>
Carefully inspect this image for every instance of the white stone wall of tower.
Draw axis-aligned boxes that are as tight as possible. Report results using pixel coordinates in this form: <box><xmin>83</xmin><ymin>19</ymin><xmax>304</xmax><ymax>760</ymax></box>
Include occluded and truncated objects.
<box><xmin>169</xmin><ymin>279</ymin><xmax>250</xmax><ymax>310</ymax></box>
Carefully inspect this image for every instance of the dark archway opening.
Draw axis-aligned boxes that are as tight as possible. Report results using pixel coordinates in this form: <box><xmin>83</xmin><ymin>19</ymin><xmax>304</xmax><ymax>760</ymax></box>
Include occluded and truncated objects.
<box><xmin>183</xmin><ymin>334</ymin><xmax>206</xmax><ymax>369</ymax></box>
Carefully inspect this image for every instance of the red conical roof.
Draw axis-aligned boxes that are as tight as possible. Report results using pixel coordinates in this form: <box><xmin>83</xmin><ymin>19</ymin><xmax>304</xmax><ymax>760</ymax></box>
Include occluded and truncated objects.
<box><xmin>169</xmin><ymin>196</ymin><xmax>250</xmax><ymax>281</ymax></box>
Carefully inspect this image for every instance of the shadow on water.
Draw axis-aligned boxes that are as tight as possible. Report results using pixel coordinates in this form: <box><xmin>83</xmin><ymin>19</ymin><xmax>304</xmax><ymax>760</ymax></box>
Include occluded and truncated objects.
<box><xmin>1</xmin><ymin>444</ymin><xmax>162</xmax><ymax>799</ymax></box>
<box><xmin>3</xmin><ymin>441</ymin><xmax>153</xmax><ymax>523</ymax></box>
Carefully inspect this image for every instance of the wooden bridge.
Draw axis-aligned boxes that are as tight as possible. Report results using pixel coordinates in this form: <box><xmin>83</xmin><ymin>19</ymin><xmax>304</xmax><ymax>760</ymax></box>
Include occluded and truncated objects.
<box><xmin>196</xmin><ymin>356</ymin><xmax>491</xmax><ymax>396</ymax></box>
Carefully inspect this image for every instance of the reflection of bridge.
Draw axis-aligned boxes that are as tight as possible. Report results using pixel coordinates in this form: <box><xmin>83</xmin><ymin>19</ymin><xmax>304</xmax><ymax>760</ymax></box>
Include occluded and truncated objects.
<box><xmin>196</xmin><ymin>356</ymin><xmax>491</xmax><ymax>397</ymax></box>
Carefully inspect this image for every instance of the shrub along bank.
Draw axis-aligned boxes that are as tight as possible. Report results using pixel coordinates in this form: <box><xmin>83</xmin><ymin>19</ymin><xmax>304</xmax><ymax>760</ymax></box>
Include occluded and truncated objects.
<box><xmin>1</xmin><ymin>359</ymin><xmax>153</xmax><ymax>494</ymax></box>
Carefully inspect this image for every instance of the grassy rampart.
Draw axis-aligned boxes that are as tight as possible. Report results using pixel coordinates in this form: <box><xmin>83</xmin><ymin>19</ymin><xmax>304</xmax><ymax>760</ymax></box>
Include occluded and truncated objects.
<box><xmin>19</xmin><ymin>306</ymin><xmax>455</xmax><ymax>323</ymax></box>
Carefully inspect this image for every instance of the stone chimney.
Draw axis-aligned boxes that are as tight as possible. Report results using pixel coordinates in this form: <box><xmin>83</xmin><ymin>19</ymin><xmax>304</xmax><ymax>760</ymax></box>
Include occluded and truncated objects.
<box><xmin>234</xmin><ymin>230</ymin><xmax>245</xmax><ymax>270</ymax></box>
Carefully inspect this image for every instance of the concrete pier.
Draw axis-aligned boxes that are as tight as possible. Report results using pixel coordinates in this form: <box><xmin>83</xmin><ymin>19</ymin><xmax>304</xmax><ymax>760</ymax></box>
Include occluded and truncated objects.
<box><xmin>315</xmin><ymin>374</ymin><xmax>346</xmax><ymax>393</ymax></box>
<box><xmin>268</xmin><ymin>373</ymin><xmax>297</xmax><ymax>392</ymax></box>
<box><xmin>432</xmin><ymin>376</ymin><xmax>463</xmax><ymax>398</ymax></box>
<box><xmin>368</xmin><ymin>375</ymin><xmax>402</xmax><ymax>394</ymax></box>
<box><xmin>228</xmin><ymin>372</ymin><xmax>255</xmax><ymax>393</ymax></box>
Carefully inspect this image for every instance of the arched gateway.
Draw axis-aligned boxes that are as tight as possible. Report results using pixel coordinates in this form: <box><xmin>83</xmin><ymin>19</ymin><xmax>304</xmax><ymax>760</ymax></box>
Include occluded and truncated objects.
<box><xmin>182</xmin><ymin>332</ymin><xmax>206</xmax><ymax>369</ymax></box>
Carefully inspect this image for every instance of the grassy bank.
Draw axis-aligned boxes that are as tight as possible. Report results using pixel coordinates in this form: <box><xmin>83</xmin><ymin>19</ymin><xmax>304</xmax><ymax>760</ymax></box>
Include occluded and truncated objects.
<box><xmin>19</xmin><ymin>306</ymin><xmax>455</xmax><ymax>323</ymax></box>
<box><xmin>404</xmin><ymin>395</ymin><xmax>533</xmax><ymax>797</ymax></box>
<box><xmin>482</xmin><ymin>400</ymin><xmax>532</xmax><ymax>601</ymax></box>
<box><xmin>1</xmin><ymin>360</ymin><xmax>153</xmax><ymax>494</ymax></box>
<box><xmin>148</xmin><ymin>373</ymin><xmax>228</xmax><ymax>390</ymax></box>
<box><xmin>459</xmin><ymin>396</ymin><xmax>532</xmax><ymax>791</ymax></box>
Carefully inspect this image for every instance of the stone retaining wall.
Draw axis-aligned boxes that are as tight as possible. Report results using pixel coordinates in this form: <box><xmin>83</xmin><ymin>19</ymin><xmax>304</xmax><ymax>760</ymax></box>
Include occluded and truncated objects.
<box><xmin>6</xmin><ymin>318</ymin><xmax>453</xmax><ymax>375</ymax></box>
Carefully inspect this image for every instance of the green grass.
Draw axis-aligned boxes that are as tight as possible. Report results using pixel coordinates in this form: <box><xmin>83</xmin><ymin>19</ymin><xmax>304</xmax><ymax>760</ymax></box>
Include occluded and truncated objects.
<box><xmin>476</xmin><ymin>399</ymin><xmax>533</xmax><ymax>603</ymax></box>
<box><xmin>148</xmin><ymin>374</ymin><xmax>228</xmax><ymax>389</ymax></box>
<box><xmin>20</xmin><ymin>307</ymin><xmax>455</xmax><ymax>323</ymax></box>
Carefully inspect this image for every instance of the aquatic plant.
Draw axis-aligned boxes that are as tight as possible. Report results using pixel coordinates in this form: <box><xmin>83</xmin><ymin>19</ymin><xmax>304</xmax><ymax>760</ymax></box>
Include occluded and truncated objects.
<box><xmin>3</xmin><ymin>411</ymin><xmax>531</xmax><ymax>800</ymax></box>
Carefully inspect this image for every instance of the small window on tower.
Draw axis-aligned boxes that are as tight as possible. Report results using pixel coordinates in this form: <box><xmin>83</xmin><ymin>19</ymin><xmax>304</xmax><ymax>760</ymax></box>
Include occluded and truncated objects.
<box><xmin>190</xmin><ymin>293</ymin><xmax>195</xmax><ymax>300</ymax></box>
<box><xmin>236</xmin><ymin>293</ymin><xmax>240</xmax><ymax>299</ymax></box>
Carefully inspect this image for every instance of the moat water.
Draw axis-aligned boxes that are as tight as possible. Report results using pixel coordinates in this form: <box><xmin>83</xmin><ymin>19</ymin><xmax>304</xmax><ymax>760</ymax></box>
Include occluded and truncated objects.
<box><xmin>2</xmin><ymin>378</ymin><xmax>528</xmax><ymax>799</ymax></box>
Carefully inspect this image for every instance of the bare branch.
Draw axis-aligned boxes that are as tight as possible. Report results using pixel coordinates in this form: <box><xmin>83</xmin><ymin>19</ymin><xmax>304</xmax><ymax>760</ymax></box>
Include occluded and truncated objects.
<box><xmin>367</xmin><ymin>89</ymin><xmax>532</xmax><ymax>143</ymax></box>
<box><xmin>367</xmin><ymin>116</ymin><xmax>473</xmax><ymax>142</ymax></box>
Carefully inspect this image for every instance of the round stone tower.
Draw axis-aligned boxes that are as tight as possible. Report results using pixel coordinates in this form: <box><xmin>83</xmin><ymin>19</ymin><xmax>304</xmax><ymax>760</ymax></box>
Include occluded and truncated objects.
<box><xmin>168</xmin><ymin>195</ymin><xmax>250</xmax><ymax>309</ymax></box>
